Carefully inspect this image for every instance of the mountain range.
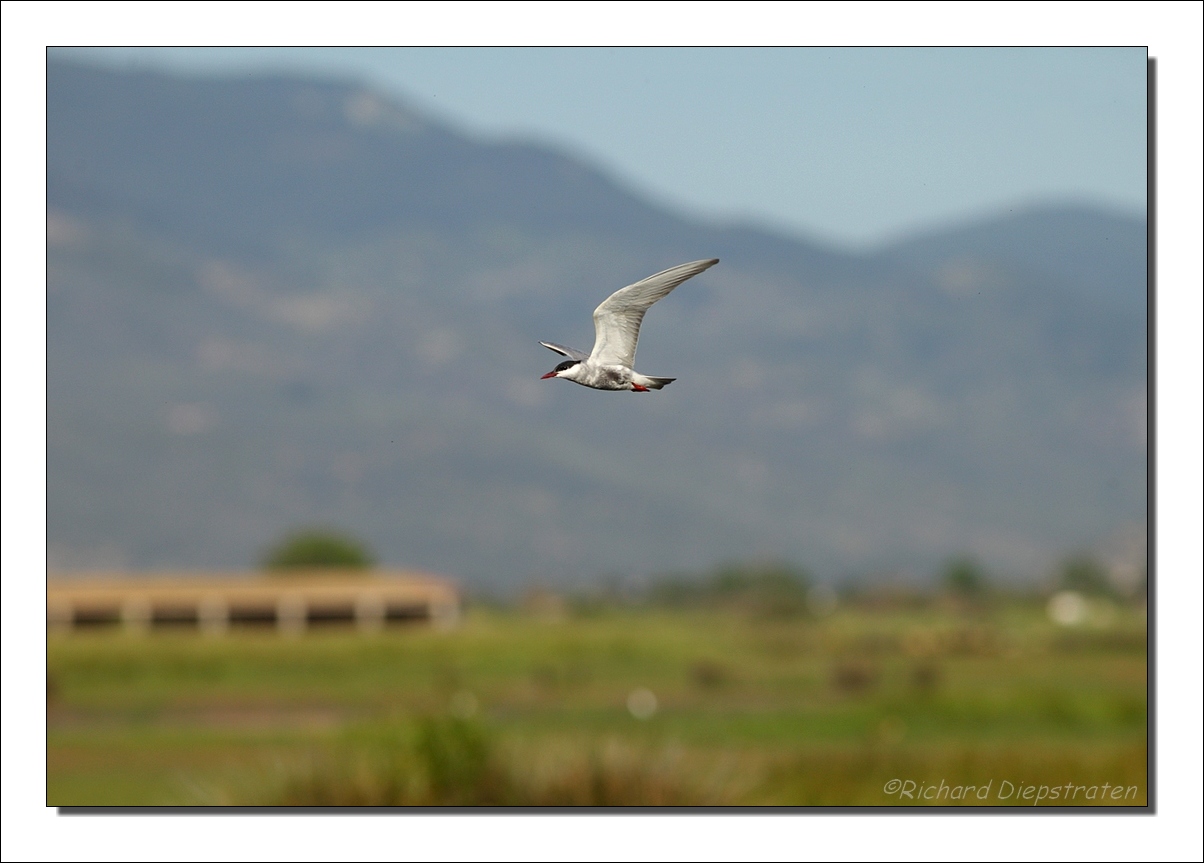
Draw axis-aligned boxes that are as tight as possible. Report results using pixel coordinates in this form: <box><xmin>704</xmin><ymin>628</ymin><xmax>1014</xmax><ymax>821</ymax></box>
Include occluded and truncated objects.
<box><xmin>46</xmin><ymin>58</ymin><xmax>1148</xmax><ymax>590</ymax></box>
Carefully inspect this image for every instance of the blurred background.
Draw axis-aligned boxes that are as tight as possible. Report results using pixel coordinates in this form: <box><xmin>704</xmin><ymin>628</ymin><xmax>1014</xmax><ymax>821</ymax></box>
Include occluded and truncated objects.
<box><xmin>45</xmin><ymin>47</ymin><xmax>1147</xmax><ymax>806</ymax></box>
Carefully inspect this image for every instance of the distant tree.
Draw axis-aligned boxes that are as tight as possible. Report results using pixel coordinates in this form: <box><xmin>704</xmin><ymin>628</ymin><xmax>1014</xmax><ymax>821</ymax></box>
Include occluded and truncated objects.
<box><xmin>262</xmin><ymin>528</ymin><xmax>375</xmax><ymax>571</ymax></box>
<box><xmin>709</xmin><ymin>561</ymin><xmax>811</xmax><ymax>617</ymax></box>
<box><xmin>645</xmin><ymin>561</ymin><xmax>812</xmax><ymax>616</ymax></box>
<box><xmin>941</xmin><ymin>556</ymin><xmax>986</xmax><ymax>597</ymax></box>
<box><xmin>1057</xmin><ymin>553</ymin><xmax>1112</xmax><ymax>596</ymax></box>
<box><xmin>645</xmin><ymin>574</ymin><xmax>702</xmax><ymax>608</ymax></box>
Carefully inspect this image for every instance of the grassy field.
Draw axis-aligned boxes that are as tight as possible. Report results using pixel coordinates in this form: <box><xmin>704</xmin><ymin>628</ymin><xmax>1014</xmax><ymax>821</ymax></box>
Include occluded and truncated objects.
<box><xmin>46</xmin><ymin>598</ymin><xmax>1147</xmax><ymax>807</ymax></box>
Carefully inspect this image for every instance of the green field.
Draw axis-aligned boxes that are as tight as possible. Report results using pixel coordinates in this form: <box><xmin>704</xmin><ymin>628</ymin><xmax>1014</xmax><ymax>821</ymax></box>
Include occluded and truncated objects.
<box><xmin>46</xmin><ymin>599</ymin><xmax>1147</xmax><ymax>807</ymax></box>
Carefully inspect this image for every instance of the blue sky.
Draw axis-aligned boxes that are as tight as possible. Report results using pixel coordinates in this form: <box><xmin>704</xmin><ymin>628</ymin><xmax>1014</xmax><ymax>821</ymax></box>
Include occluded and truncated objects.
<box><xmin>60</xmin><ymin>46</ymin><xmax>1147</xmax><ymax>250</ymax></box>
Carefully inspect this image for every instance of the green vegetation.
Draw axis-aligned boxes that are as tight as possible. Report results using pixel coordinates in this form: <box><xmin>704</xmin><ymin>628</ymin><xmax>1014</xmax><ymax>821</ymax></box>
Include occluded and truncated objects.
<box><xmin>46</xmin><ymin>596</ymin><xmax>1147</xmax><ymax>807</ymax></box>
<box><xmin>261</xmin><ymin>528</ymin><xmax>374</xmax><ymax>571</ymax></box>
<box><xmin>1057</xmin><ymin>553</ymin><xmax>1114</xmax><ymax>597</ymax></box>
<box><xmin>941</xmin><ymin>556</ymin><xmax>986</xmax><ymax>597</ymax></box>
<box><xmin>646</xmin><ymin>561</ymin><xmax>812</xmax><ymax>617</ymax></box>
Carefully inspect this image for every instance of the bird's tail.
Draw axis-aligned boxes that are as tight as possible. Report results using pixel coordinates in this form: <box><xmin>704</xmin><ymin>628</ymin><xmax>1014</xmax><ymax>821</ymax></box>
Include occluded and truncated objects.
<box><xmin>644</xmin><ymin>377</ymin><xmax>675</xmax><ymax>389</ymax></box>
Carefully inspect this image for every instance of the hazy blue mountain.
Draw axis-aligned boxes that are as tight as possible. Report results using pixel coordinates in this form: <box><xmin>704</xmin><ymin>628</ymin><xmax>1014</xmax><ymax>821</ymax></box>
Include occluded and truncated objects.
<box><xmin>46</xmin><ymin>58</ymin><xmax>1147</xmax><ymax>590</ymax></box>
<box><xmin>877</xmin><ymin>205</ymin><xmax>1147</xmax><ymax>313</ymax></box>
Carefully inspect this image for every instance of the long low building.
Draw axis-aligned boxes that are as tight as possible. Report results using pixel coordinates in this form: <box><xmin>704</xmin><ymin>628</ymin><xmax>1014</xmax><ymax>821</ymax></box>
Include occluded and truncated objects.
<box><xmin>47</xmin><ymin>571</ymin><xmax>460</xmax><ymax>634</ymax></box>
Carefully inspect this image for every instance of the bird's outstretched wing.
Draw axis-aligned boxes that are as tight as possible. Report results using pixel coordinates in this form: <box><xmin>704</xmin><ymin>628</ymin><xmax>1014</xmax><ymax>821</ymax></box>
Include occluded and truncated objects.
<box><xmin>539</xmin><ymin>341</ymin><xmax>590</xmax><ymax>361</ymax></box>
<box><xmin>589</xmin><ymin>259</ymin><xmax>718</xmax><ymax>369</ymax></box>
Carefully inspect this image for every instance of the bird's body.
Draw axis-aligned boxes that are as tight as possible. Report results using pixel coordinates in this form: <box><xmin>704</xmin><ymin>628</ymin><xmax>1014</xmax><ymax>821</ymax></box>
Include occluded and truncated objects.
<box><xmin>540</xmin><ymin>258</ymin><xmax>719</xmax><ymax>392</ymax></box>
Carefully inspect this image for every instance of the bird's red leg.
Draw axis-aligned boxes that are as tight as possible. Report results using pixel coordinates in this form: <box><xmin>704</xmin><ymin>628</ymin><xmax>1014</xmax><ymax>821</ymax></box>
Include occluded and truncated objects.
<box><xmin>631</xmin><ymin>384</ymin><xmax>650</xmax><ymax>392</ymax></box>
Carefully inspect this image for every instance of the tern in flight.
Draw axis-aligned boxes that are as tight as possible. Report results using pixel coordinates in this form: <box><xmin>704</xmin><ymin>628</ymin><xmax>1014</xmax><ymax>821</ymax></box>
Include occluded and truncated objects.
<box><xmin>539</xmin><ymin>258</ymin><xmax>718</xmax><ymax>392</ymax></box>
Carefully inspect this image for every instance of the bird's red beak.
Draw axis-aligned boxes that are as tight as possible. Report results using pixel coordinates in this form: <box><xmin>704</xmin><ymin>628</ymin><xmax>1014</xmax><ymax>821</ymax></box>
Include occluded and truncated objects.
<box><xmin>540</xmin><ymin>371</ymin><xmax>558</xmax><ymax>379</ymax></box>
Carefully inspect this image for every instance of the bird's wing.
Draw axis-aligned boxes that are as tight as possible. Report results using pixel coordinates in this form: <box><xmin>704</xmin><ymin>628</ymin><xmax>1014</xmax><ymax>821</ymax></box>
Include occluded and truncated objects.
<box><xmin>539</xmin><ymin>341</ymin><xmax>590</xmax><ymax>361</ymax></box>
<box><xmin>588</xmin><ymin>259</ymin><xmax>718</xmax><ymax>368</ymax></box>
